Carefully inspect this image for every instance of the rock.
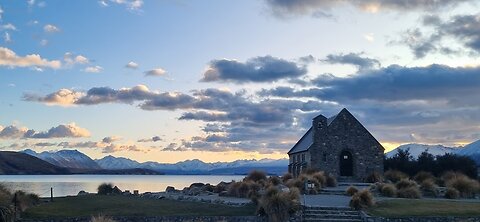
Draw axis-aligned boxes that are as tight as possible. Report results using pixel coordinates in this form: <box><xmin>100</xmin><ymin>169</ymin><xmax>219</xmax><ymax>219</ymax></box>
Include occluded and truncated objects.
<box><xmin>112</xmin><ymin>186</ymin><xmax>122</xmax><ymax>194</ymax></box>
<box><xmin>77</xmin><ymin>190</ymin><xmax>89</xmax><ymax>196</ymax></box>
<box><xmin>189</xmin><ymin>183</ymin><xmax>205</xmax><ymax>189</ymax></box>
<box><xmin>166</xmin><ymin>186</ymin><xmax>176</xmax><ymax>193</ymax></box>
<box><xmin>219</xmin><ymin>191</ymin><xmax>228</xmax><ymax>196</ymax></box>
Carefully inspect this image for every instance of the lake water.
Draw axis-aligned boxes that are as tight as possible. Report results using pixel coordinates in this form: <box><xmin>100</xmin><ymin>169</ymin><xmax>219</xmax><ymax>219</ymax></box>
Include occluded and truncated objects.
<box><xmin>0</xmin><ymin>175</ymin><xmax>245</xmax><ymax>197</ymax></box>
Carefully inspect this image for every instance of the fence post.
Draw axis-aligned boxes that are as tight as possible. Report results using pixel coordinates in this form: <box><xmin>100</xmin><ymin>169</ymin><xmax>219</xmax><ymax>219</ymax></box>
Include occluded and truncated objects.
<box><xmin>50</xmin><ymin>187</ymin><xmax>53</xmax><ymax>202</ymax></box>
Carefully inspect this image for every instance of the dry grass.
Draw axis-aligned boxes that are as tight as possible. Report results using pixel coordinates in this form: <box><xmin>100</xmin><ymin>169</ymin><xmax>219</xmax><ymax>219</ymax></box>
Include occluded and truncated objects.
<box><xmin>258</xmin><ymin>187</ymin><xmax>300</xmax><ymax>222</ymax></box>
<box><xmin>444</xmin><ymin>173</ymin><xmax>479</xmax><ymax>198</ymax></box>
<box><xmin>346</xmin><ymin>186</ymin><xmax>358</xmax><ymax>196</ymax></box>
<box><xmin>90</xmin><ymin>215</ymin><xmax>117</xmax><ymax>222</ymax></box>
<box><xmin>380</xmin><ymin>184</ymin><xmax>397</xmax><ymax>197</ymax></box>
<box><xmin>444</xmin><ymin>187</ymin><xmax>460</xmax><ymax>199</ymax></box>
<box><xmin>350</xmin><ymin>189</ymin><xmax>374</xmax><ymax>210</ymax></box>
<box><xmin>413</xmin><ymin>171</ymin><xmax>435</xmax><ymax>183</ymax></box>
<box><xmin>397</xmin><ymin>186</ymin><xmax>422</xmax><ymax>199</ymax></box>
<box><xmin>384</xmin><ymin>170</ymin><xmax>408</xmax><ymax>183</ymax></box>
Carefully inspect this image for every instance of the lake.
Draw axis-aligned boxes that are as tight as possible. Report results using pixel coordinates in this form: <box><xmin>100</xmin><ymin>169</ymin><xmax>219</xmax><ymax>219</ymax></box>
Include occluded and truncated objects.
<box><xmin>0</xmin><ymin>175</ymin><xmax>245</xmax><ymax>197</ymax></box>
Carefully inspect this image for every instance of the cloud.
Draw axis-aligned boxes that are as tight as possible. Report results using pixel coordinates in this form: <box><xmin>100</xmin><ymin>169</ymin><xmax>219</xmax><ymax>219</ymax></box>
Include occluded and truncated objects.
<box><xmin>137</xmin><ymin>136</ymin><xmax>161</xmax><ymax>142</ymax></box>
<box><xmin>0</xmin><ymin>125</ymin><xmax>28</xmax><ymax>139</ymax></box>
<box><xmin>0</xmin><ymin>123</ymin><xmax>90</xmax><ymax>139</ymax></box>
<box><xmin>99</xmin><ymin>0</ymin><xmax>144</xmax><ymax>11</ymax></box>
<box><xmin>43</xmin><ymin>24</ymin><xmax>60</xmax><ymax>33</ymax></box>
<box><xmin>201</xmin><ymin>55</ymin><xmax>308</xmax><ymax>83</ymax></box>
<box><xmin>397</xmin><ymin>13</ymin><xmax>480</xmax><ymax>58</ymax></box>
<box><xmin>23</xmin><ymin>88</ymin><xmax>85</xmax><ymax>107</ymax></box>
<box><xmin>322</xmin><ymin>53</ymin><xmax>380</xmax><ymax>70</ymax></box>
<box><xmin>24</xmin><ymin>123</ymin><xmax>91</xmax><ymax>139</ymax></box>
<box><xmin>0</xmin><ymin>47</ymin><xmax>61</xmax><ymax>69</ymax></box>
<box><xmin>144</xmin><ymin>68</ymin><xmax>166</xmax><ymax>77</ymax></box>
<box><xmin>125</xmin><ymin>61</ymin><xmax>139</xmax><ymax>69</ymax></box>
<box><xmin>364</xmin><ymin>33</ymin><xmax>375</xmax><ymax>42</ymax></box>
<box><xmin>84</xmin><ymin>65</ymin><xmax>103</xmax><ymax>73</ymax></box>
<box><xmin>265</xmin><ymin>0</ymin><xmax>473</xmax><ymax>19</ymax></box>
<box><xmin>3</xmin><ymin>32</ymin><xmax>11</xmax><ymax>43</ymax></box>
<box><xmin>64</xmin><ymin>52</ymin><xmax>89</xmax><ymax>65</ymax></box>
<box><xmin>102</xmin><ymin>136</ymin><xmax>121</xmax><ymax>143</ymax></box>
<box><xmin>0</xmin><ymin>6</ymin><xmax>3</xmax><ymax>20</ymax></box>
<box><xmin>102</xmin><ymin>144</ymin><xmax>144</xmax><ymax>153</ymax></box>
<box><xmin>0</xmin><ymin>24</ymin><xmax>17</xmax><ymax>31</ymax></box>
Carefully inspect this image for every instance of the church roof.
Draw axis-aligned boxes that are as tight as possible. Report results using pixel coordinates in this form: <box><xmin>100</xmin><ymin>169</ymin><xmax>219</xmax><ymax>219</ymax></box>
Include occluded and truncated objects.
<box><xmin>287</xmin><ymin>112</ymin><xmax>340</xmax><ymax>155</ymax></box>
<box><xmin>287</xmin><ymin>127</ymin><xmax>313</xmax><ymax>154</ymax></box>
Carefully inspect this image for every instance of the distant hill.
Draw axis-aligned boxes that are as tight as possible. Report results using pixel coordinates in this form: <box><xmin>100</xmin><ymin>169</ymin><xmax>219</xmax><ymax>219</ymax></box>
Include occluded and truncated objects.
<box><xmin>22</xmin><ymin>149</ymin><xmax>101</xmax><ymax>169</ymax></box>
<box><xmin>96</xmin><ymin>155</ymin><xmax>288</xmax><ymax>175</ymax></box>
<box><xmin>386</xmin><ymin>139</ymin><xmax>480</xmax><ymax>165</ymax></box>
<box><xmin>0</xmin><ymin>151</ymin><xmax>162</xmax><ymax>175</ymax></box>
<box><xmin>386</xmin><ymin>144</ymin><xmax>459</xmax><ymax>158</ymax></box>
<box><xmin>0</xmin><ymin>151</ymin><xmax>69</xmax><ymax>174</ymax></box>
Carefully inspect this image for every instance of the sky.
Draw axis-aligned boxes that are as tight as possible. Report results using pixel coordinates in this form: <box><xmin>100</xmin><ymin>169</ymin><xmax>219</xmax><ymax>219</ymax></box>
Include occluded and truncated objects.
<box><xmin>1</xmin><ymin>0</ymin><xmax>480</xmax><ymax>163</ymax></box>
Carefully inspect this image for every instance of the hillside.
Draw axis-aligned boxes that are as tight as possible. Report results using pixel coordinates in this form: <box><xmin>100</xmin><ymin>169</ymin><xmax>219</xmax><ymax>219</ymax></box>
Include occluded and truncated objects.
<box><xmin>0</xmin><ymin>151</ymin><xmax>70</xmax><ymax>175</ymax></box>
<box><xmin>22</xmin><ymin>149</ymin><xmax>101</xmax><ymax>169</ymax></box>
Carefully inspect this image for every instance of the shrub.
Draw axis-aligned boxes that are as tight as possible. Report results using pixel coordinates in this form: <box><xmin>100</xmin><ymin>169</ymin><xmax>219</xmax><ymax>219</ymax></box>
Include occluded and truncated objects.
<box><xmin>227</xmin><ymin>182</ymin><xmax>241</xmax><ymax>197</ymax></box>
<box><xmin>397</xmin><ymin>186</ymin><xmax>421</xmax><ymax>199</ymax></box>
<box><xmin>97</xmin><ymin>183</ymin><xmax>114</xmax><ymax>195</ymax></box>
<box><xmin>267</xmin><ymin>176</ymin><xmax>281</xmax><ymax>186</ymax></box>
<box><xmin>365</xmin><ymin>172</ymin><xmax>383</xmax><ymax>183</ymax></box>
<box><xmin>311</xmin><ymin>172</ymin><xmax>326</xmax><ymax>187</ymax></box>
<box><xmin>444</xmin><ymin>188</ymin><xmax>460</xmax><ymax>199</ymax></box>
<box><xmin>285</xmin><ymin>178</ymin><xmax>303</xmax><ymax>192</ymax></box>
<box><xmin>281</xmin><ymin>173</ymin><xmax>293</xmax><ymax>183</ymax></box>
<box><xmin>245</xmin><ymin>170</ymin><xmax>267</xmax><ymax>183</ymax></box>
<box><xmin>346</xmin><ymin>186</ymin><xmax>358</xmax><ymax>196</ymax></box>
<box><xmin>445</xmin><ymin>175</ymin><xmax>480</xmax><ymax>198</ymax></box>
<box><xmin>380</xmin><ymin>184</ymin><xmax>397</xmax><ymax>197</ymax></box>
<box><xmin>0</xmin><ymin>184</ymin><xmax>12</xmax><ymax>207</ymax></box>
<box><xmin>384</xmin><ymin>170</ymin><xmax>408</xmax><ymax>183</ymax></box>
<box><xmin>420</xmin><ymin>179</ymin><xmax>438</xmax><ymax>197</ymax></box>
<box><xmin>303</xmin><ymin>168</ymin><xmax>319</xmax><ymax>175</ymax></box>
<box><xmin>0</xmin><ymin>206</ymin><xmax>14</xmax><ymax>222</ymax></box>
<box><xmin>13</xmin><ymin>191</ymin><xmax>40</xmax><ymax>211</ymax></box>
<box><xmin>326</xmin><ymin>174</ymin><xmax>337</xmax><ymax>187</ymax></box>
<box><xmin>214</xmin><ymin>182</ymin><xmax>229</xmax><ymax>193</ymax></box>
<box><xmin>259</xmin><ymin>186</ymin><xmax>300</xmax><ymax>222</ymax></box>
<box><xmin>413</xmin><ymin>171</ymin><xmax>435</xmax><ymax>183</ymax></box>
<box><xmin>350</xmin><ymin>189</ymin><xmax>374</xmax><ymax>210</ymax></box>
<box><xmin>395</xmin><ymin>179</ymin><xmax>418</xmax><ymax>190</ymax></box>
<box><xmin>91</xmin><ymin>215</ymin><xmax>117</xmax><ymax>222</ymax></box>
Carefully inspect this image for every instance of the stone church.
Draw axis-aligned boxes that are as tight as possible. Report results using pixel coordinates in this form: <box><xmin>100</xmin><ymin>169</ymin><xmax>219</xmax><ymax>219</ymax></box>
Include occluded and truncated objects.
<box><xmin>288</xmin><ymin>108</ymin><xmax>384</xmax><ymax>181</ymax></box>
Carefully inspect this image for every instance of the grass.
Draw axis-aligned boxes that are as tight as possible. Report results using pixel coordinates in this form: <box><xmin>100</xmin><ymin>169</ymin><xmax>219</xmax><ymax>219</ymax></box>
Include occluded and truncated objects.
<box><xmin>367</xmin><ymin>199</ymin><xmax>480</xmax><ymax>217</ymax></box>
<box><xmin>23</xmin><ymin>195</ymin><xmax>256</xmax><ymax>219</ymax></box>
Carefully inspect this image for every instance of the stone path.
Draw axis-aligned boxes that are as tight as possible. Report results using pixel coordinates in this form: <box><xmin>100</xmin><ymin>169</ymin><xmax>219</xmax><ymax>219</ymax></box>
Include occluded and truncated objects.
<box><xmin>301</xmin><ymin>194</ymin><xmax>351</xmax><ymax>207</ymax></box>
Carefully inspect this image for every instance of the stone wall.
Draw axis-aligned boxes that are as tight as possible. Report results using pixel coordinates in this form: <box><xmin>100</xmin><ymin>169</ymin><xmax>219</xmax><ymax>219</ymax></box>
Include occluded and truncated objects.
<box><xmin>363</xmin><ymin>216</ymin><xmax>480</xmax><ymax>222</ymax></box>
<box><xmin>311</xmin><ymin>109</ymin><xmax>384</xmax><ymax>181</ymax></box>
<box><xmin>21</xmin><ymin>216</ymin><xmax>264</xmax><ymax>222</ymax></box>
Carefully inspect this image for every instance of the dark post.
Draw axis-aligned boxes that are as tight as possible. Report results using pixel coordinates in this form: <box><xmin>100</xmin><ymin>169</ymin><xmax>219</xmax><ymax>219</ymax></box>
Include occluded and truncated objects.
<box><xmin>50</xmin><ymin>187</ymin><xmax>53</xmax><ymax>202</ymax></box>
<box><xmin>13</xmin><ymin>192</ymin><xmax>17</xmax><ymax>219</ymax></box>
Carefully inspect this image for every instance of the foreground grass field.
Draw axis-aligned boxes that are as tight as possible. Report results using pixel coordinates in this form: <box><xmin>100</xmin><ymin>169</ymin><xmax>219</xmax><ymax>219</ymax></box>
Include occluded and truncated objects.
<box><xmin>367</xmin><ymin>199</ymin><xmax>480</xmax><ymax>217</ymax></box>
<box><xmin>23</xmin><ymin>195</ymin><xmax>256</xmax><ymax>219</ymax></box>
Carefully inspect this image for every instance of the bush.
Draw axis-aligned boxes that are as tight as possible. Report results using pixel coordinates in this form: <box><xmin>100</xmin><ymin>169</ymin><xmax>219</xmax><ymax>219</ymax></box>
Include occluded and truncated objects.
<box><xmin>365</xmin><ymin>172</ymin><xmax>383</xmax><ymax>183</ymax></box>
<box><xmin>267</xmin><ymin>176</ymin><xmax>281</xmax><ymax>186</ymax></box>
<box><xmin>350</xmin><ymin>189</ymin><xmax>374</xmax><ymax>210</ymax></box>
<box><xmin>91</xmin><ymin>215</ymin><xmax>117</xmax><ymax>222</ymax></box>
<box><xmin>311</xmin><ymin>172</ymin><xmax>326</xmax><ymax>187</ymax></box>
<box><xmin>385</xmin><ymin>170</ymin><xmax>408</xmax><ymax>183</ymax></box>
<box><xmin>258</xmin><ymin>186</ymin><xmax>300</xmax><ymax>222</ymax></box>
<box><xmin>413</xmin><ymin>171</ymin><xmax>435</xmax><ymax>183</ymax></box>
<box><xmin>97</xmin><ymin>183</ymin><xmax>114</xmax><ymax>195</ymax></box>
<box><xmin>444</xmin><ymin>188</ymin><xmax>460</xmax><ymax>199</ymax></box>
<box><xmin>326</xmin><ymin>174</ymin><xmax>337</xmax><ymax>187</ymax></box>
<box><xmin>346</xmin><ymin>186</ymin><xmax>358</xmax><ymax>196</ymax></box>
<box><xmin>214</xmin><ymin>182</ymin><xmax>229</xmax><ymax>193</ymax></box>
<box><xmin>445</xmin><ymin>175</ymin><xmax>480</xmax><ymax>198</ymax></box>
<box><xmin>420</xmin><ymin>179</ymin><xmax>438</xmax><ymax>197</ymax></box>
<box><xmin>0</xmin><ymin>206</ymin><xmax>14</xmax><ymax>222</ymax></box>
<box><xmin>282</xmin><ymin>173</ymin><xmax>293</xmax><ymax>183</ymax></box>
<box><xmin>14</xmin><ymin>191</ymin><xmax>40</xmax><ymax>211</ymax></box>
<box><xmin>380</xmin><ymin>184</ymin><xmax>397</xmax><ymax>197</ymax></box>
<box><xmin>397</xmin><ymin>186</ymin><xmax>421</xmax><ymax>199</ymax></box>
<box><xmin>0</xmin><ymin>184</ymin><xmax>12</xmax><ymax>207</ymax></box>
<box><xmin>245</xmin><ymin>170</ymin><xmax>267</xmax><ymax>183</ymax></box>
<box><xmin>395</xmin><ymin>179</ymin><xmax>418</xmax><ymax>190</ymax></box>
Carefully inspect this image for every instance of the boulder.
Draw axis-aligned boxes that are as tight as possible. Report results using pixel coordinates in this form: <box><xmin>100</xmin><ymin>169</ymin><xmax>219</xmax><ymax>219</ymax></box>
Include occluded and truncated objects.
<box><xmin>165</xmin><ymin>186</ymin><xmax>176</xmax><ymax>193</ymax></box>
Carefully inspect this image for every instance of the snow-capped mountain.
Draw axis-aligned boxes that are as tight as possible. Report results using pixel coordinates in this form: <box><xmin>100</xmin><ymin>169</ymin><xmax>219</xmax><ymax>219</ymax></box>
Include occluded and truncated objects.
<box><xmin>22</xmin><ymin>149</ymin><xmax>101</xmax><ymax>169</ymax></box>
<box><xmin>95</xmin><ymin>156</ymin><xmax>288</xmax><ymax>175</ymax></box>
<box><xmin>456</xmin><ymin>140</ymin><xmax>480</xmax><ymax>156</ymax></box>
<box><xmin>386</xmin><ymin>144</ymin><xmax>459</xmax><ymax>158</ymax></box>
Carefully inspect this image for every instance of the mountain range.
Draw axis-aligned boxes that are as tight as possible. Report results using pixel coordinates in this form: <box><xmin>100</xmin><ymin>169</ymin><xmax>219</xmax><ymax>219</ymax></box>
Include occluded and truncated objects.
<box><xmin>11</xmin><ymin>138</ymin><xmax>480</xmax><ymax>175</ymax></box>
<box><xmin>386</xmin><ymin>139</ymin><xmax>480</xmax><ymax>164</ymax></box>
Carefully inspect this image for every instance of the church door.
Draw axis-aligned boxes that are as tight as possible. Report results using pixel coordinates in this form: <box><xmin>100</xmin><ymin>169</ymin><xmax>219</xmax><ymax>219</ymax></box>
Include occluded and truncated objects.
<box><xmin>340</xmin><ymin>150</ymin><xmax>353</xmax><ymax>176</ymax></box>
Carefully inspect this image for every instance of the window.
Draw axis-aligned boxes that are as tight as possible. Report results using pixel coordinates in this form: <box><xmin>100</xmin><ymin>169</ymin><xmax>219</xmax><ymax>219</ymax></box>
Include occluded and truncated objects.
<box><xmin>301</xmin><ymin>154</ymin><xmax>305</xmax><ymax>162</ymax></box>
<box><xmin>323</xmin><ymin>153</ymin><xmax>327</xmax><ymax>162</ymax></box>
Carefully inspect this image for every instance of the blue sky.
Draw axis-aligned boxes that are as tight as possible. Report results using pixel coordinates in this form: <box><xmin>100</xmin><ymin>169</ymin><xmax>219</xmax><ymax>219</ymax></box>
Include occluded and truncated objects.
<box><xmin>1</xmin><ymin>0</ymin><xmax>480</xmax><ymax>163</ymax></box>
